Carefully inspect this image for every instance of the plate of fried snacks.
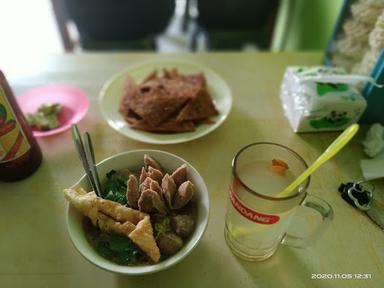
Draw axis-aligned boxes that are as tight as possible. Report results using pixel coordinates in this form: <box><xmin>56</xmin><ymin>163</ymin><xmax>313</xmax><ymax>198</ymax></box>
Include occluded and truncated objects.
<box><xmin>100</xmin><ymin>59</ymin><xmax>232</xmax><ymax>144</ymax></box>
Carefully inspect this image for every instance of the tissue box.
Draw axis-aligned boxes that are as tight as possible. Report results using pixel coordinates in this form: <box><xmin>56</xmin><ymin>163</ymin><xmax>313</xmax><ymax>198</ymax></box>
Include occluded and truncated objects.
<box><xmin>280</xmin><ymin>66</ymin><xmax>367</xmax><ymax>132</ymax></box>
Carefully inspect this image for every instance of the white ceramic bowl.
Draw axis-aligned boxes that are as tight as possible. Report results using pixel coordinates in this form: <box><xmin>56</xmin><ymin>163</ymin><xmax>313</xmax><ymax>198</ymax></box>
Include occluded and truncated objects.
<box><xmin>66</xmin><ymin>150</ymin><xmax>209</xmax><ymax>275</ymax></box>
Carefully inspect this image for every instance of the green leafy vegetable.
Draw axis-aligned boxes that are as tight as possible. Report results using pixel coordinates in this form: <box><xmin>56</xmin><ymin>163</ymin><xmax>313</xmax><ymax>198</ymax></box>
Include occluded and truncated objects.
<box><xmin>85</xmin><ymin>168</ymin><xmax>146</xmax><ymax>265</ymax></box>
<box><xmin>26</xmin><ymin>103</ymin><xmax>61</xmax><ymax>131</ymax></box>
<box><xmin>154</xmin><ymin>215</ymin><xmax>171</xmax><ymax>239</ymax></box>
<box><xmin>93</xmin><ymin>232</ymin><xmax>144</xmax><ymax>265</ymax></box>
<box><xmin>102</xmin><ymin>170</ymin><xmax>128</xmax><ymax>205</ymax></box>
<box><xmin>38</xmin><ymin>103</ymin><xmax>61</xmax><ymax>115</ymax></box>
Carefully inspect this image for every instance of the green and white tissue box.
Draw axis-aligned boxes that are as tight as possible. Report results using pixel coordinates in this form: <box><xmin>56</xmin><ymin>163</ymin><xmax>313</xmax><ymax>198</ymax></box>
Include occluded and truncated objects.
<box><xmin>280</xmin><ymin>66</ymin><xmax>367</xmax><ymax>132</ymax></box>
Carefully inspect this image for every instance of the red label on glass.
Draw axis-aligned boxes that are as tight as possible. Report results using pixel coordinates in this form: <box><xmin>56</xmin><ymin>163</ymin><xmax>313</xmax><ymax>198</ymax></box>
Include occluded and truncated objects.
<box><xmin>229</xmin><ymin>188</ymin><xmax>280</xmax><ymax>225</ymax></box>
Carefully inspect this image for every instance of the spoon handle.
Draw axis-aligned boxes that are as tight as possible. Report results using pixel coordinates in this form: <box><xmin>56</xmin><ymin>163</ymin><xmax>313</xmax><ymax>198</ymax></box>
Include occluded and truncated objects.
<box><xmin>83</xmin><ymin>132</ymin><xmax>103</xmax><ymax>197</ymax></box>
<box><xmin>71</xmin><ymin>124</ymin><xmax>98</xmax><ymax>194</ymax></box>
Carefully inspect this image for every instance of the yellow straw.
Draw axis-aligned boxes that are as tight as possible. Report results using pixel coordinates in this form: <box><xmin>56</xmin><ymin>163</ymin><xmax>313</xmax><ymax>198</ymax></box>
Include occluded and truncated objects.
<box><xmin>277</xmin><ymin>124</ymin><xmax>359</xmax><ymax>198</ymax></box>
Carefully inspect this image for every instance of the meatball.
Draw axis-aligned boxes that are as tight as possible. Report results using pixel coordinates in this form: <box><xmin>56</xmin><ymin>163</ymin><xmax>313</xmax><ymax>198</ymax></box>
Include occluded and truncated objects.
<box><xmin>172</xmin><ymin>181</ymin><xmax>194</xmax><ymax>209</ymax></box>
<box><xmin>171</xmin><ymin>214</ymin><xmax>195</xmax><ymax>238</ymax></box>
<box><xmin>157</xmin><ymin>233</ymin><xmax>183</xmax><ymax>255</ymax></box>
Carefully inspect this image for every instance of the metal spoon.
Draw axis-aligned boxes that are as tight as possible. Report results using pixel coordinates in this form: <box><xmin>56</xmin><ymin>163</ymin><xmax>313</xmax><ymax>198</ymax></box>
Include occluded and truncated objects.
<box><xmin>71</xmin><ymin>124</ymin><xmax>102</xmax><ymax>197</ymax></box>
<box><xmin>83</xmin><ymin>131</ymin><xmax>102</xmax><ymax>197</ymax></box>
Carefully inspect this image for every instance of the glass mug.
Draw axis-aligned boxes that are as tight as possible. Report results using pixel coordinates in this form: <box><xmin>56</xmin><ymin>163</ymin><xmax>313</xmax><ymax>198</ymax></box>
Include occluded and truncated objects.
<box><xmin>224</xmin><ymin>142</ymin><xmax>333</xmax><ymax>261</ymax></box>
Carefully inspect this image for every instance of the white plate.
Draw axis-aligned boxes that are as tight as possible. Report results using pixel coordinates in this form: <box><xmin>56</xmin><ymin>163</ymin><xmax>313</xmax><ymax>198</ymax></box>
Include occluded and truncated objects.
<box><xmin>99</xmin><ymin>59</ymin><xmax>232</xmax><ymax>144</ymax></box>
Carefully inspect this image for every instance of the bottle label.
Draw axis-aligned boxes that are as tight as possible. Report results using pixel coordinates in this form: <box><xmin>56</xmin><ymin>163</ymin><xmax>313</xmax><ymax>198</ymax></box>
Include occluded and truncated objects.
<box><xmin>0</xmin><ymin>87</ymin><xmax>30</xmax><ymax>163</ymax></box>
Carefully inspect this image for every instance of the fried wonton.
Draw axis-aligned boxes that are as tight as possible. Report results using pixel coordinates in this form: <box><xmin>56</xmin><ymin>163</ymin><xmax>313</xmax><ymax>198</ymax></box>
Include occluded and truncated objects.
<box><xmin>128</xmin><ymin>215</ymin><xmax>161</xmax><ymax>263</ymax></box>
<box><xmin>64</xmin><ymin>185</ymin><xmax>161</xmax><ymax>262</ymax></box>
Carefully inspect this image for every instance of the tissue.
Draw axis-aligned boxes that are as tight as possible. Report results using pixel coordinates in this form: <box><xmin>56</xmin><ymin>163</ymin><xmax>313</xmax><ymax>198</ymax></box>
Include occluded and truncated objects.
<box><xmin>362</xmin><ymin>123</ymin><xmax>384</xmax><ymax>157</ymax></box>
<box><xmin>280</xmin><ymin>66</ymin><xmax>367</xmax><ymax>132</ymax></box>
<box><xmin>361</xmin><ymin>123</ymin><xmax>384</xmax><ymax>180</ymax></box>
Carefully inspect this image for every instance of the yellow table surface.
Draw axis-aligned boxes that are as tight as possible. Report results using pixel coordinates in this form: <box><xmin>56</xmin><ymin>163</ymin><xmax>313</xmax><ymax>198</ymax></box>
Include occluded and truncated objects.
<box><xmin>0</xmin><ymin>52</ymin><xmax>383</xmax><ymax>288</ymax></box>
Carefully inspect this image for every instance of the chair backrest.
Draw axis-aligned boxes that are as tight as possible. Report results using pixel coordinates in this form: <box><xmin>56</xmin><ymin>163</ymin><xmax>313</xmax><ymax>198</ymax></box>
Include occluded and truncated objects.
<box><xmin>193</xmin><ymin>0</ymin><xmax>279</xmax><ymax>50</ymax></box>
<box><xmin>197</xmin><ymin>0</ymin><xmax>277</xmax><ymax>30</ymax></box>
<box><xmin>64</xmin><ymin>0</ymin><xmax>174</xmax><ymax>41</ymax></box>
<box><xmin>52</xmin><ymin>0</ymin><xmax>175</xmax><ymax>51</ymax></box>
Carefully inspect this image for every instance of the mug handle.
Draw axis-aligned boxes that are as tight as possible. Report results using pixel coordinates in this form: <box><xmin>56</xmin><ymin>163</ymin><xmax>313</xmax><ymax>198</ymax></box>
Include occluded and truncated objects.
<box><xmin>281</xmin><ymin>195</ymin><xmax>333</xmax><ymax>248</ymax></box>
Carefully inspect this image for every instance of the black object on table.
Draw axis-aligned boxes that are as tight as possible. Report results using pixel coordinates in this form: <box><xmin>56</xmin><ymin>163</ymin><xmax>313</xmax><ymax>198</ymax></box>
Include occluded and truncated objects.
<box><xmin>338</xmin><ymin>182</ymin><xmax>372</xmax><ymax>210</ymax></box>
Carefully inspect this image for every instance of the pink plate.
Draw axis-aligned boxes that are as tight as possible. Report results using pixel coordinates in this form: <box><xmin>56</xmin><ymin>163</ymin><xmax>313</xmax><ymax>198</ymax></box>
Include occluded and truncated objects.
<box><xmin>17</xmin><ymin>84</ymin><xmax>89</xmax><ymax>137</ymax></box>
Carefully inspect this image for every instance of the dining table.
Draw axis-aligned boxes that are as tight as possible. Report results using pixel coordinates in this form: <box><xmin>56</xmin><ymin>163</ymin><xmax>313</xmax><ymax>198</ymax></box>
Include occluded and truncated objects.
<box><xmin>0</xmin><ymin>52</ymin><xmax>383</xmax><ymax>288</ymax></box>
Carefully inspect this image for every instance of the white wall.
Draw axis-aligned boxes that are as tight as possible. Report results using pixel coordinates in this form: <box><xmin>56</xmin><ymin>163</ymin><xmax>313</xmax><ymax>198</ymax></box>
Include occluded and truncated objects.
<box><xmin>0</xmin><ymin>0</ymin><xmax>63</xmax><ymax>62</ymax></box>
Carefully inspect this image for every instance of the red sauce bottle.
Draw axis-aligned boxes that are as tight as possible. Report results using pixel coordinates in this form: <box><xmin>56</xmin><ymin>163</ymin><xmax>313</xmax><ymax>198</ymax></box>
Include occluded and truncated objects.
<box><xmin>0</xmin><ymin>70</ymin><xmax>42</xmax><ymax>181</ymax></box>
